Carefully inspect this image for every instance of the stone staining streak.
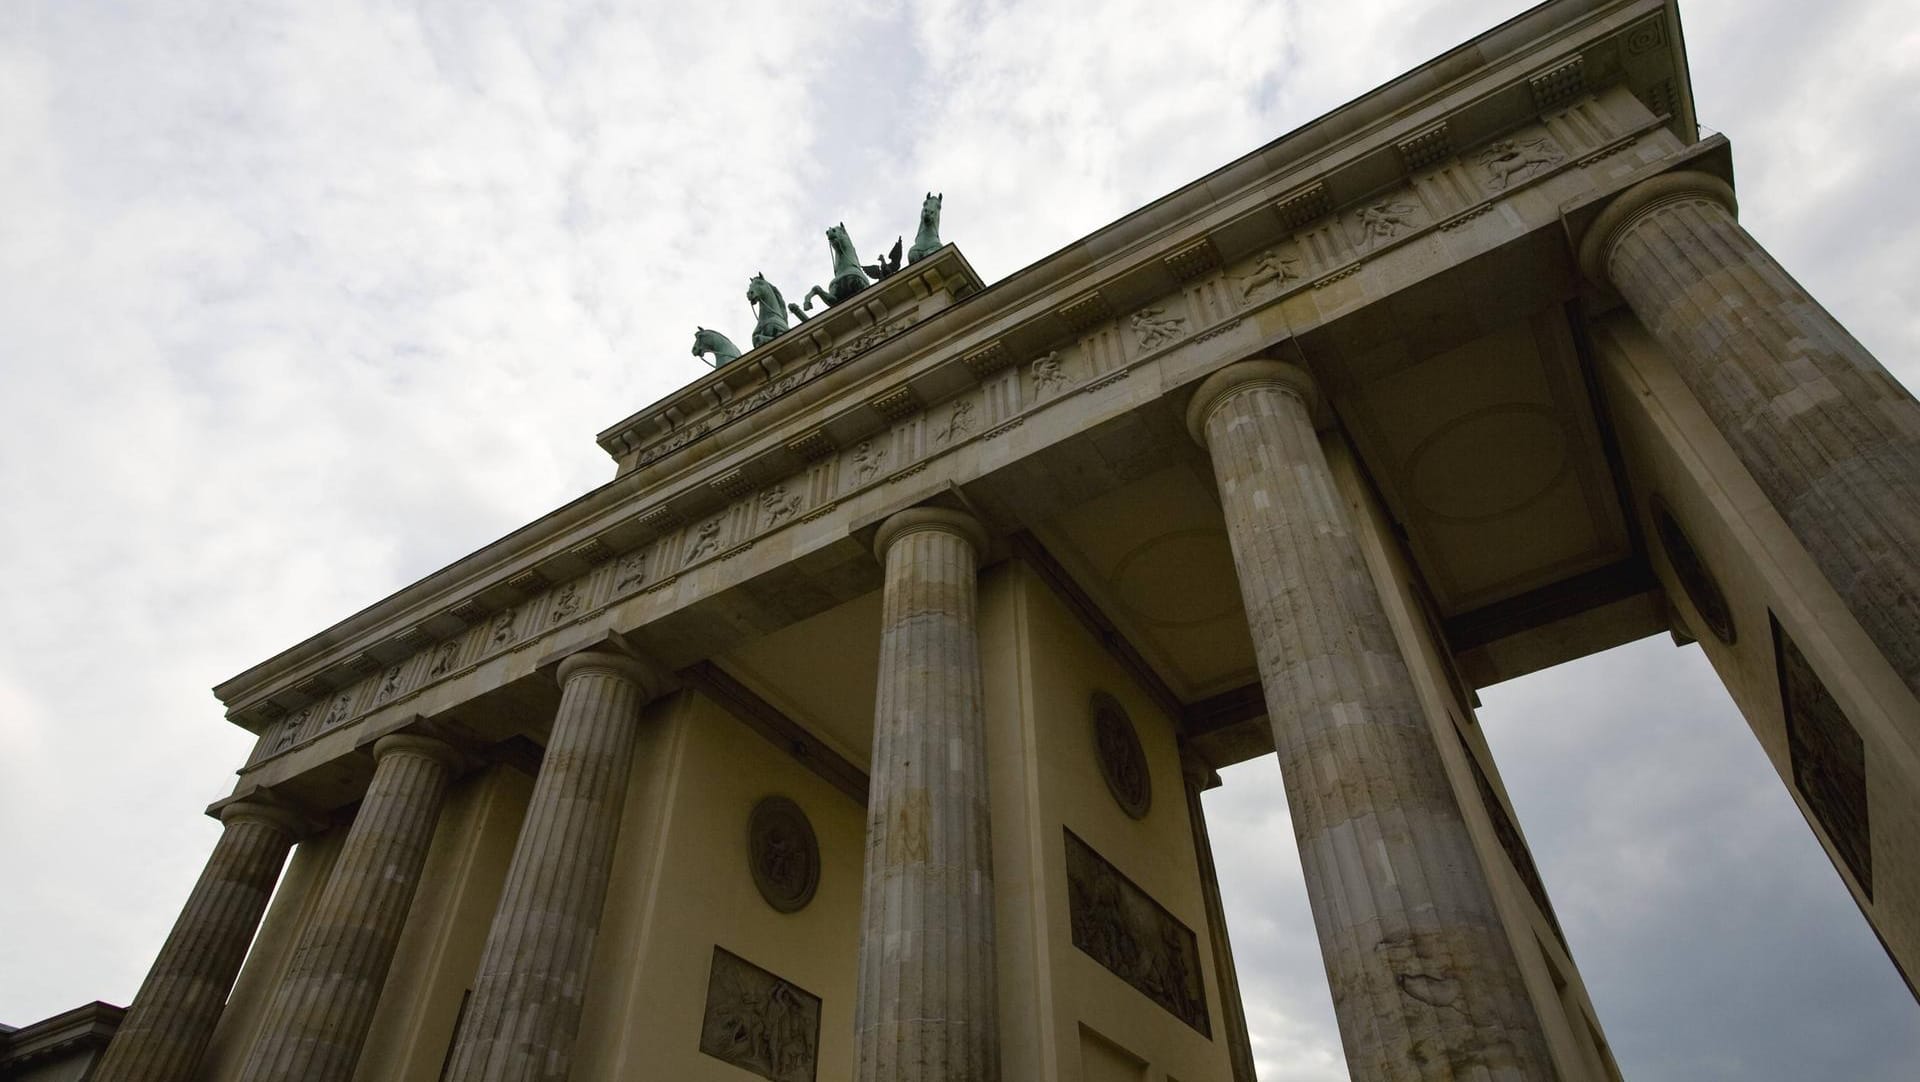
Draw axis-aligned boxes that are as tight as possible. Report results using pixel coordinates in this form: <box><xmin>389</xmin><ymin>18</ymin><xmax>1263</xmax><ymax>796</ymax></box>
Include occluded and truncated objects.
<box><xmin>1063</xmin><ymin>831</ymin><xmax>1209</xmax><ymax>1035</ymax></box>
<box><xmin>1776</xmin><ymin>619</ymin><xmax>1874</xmax><ymax>897</ymax></box>
<box><xmin>856</xmin><ymin>509</ymin><xmax>998</xmax><ymax>1082</ymax></box>
<box><xmin>1130</xmin><ymin>306</ymin><xmax>1186</xmax><ymax>351</ymax></box>
<box><xmin>1031</xmin><ymin>351</ymin><xmax>1070</xmax><ymax>397</ymax></box>
<box><xmin>1585</xmin><ymin>171</ymin><xmax>1920</xmax><ymax>703</ymax></box>
<box><xmin>1528</xmin><ymin>55</ymin><xmax>1586</xmax><ymax>112</ymax></box>
<box><xmin>699</xmin><ymin>948</ymin><xmax>822</xmax><ymax>1082</ymax></box>
<box><xmin>1162</xmin><ymin>237</ymin><xmax>1220</xmax><ymax>282</ymax></box>
<box><xmin>93</xmin><ymin>802</ymin><xmax>303</xmax><ymax>1082</ymax></box>
<box><xmin>1187</xmin><ymin>362</ymin><xmax>1552</xmax><ymax>1080</ymax></box>
<box><xmin>1477</xmin><ymin>135</ymin><xmax>1565</xmax><ymax>191</ymax></box>
<box><xmin>1396</xmin><ymin>121</ymin><xmax>1453</xmax><ymax>173</ymax></box>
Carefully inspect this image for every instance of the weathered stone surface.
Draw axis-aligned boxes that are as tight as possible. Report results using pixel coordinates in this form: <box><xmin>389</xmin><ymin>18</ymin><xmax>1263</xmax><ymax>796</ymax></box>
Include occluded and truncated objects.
<box><xmin>93</xmin><ymin>802</ymin><xmax>302</xmax><ymax>1082</ymax></box>
<box><xmin>855</xmin><ymin>507</ymin><xmax>998</xmax><ymax>1082</ymax></box>
<box><xmin>1584</xmin><ymin>170</ymin><xmax>1920</xmax><ymax>703</ymax></box>
<box><xmin>1188</xmin><ymin>361</ymin><xmax>1553</xmax><ymax>1081</ymax></box>
<box><xmin>240</xmin><ymin>735</ymin><xmax>458</xmax><ymax>1082</ymax></box>
<box><xmin>441</xmin><ymin>649</ymin><xmax>666</xmax><ymax>1082</ymax></box>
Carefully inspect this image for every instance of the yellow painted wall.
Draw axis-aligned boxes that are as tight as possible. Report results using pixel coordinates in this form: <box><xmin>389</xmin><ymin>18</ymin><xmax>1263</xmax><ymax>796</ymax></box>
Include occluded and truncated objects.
<box><xmin>1594</xmin><ymin>312</ymin><xmax>1920</xmax><ymax>993</ymax></box>
<box><xmin>571</xmin><ymin>689</ymin><xmax>867</xmax><ymax>1080</ymax></box>
<box><xmin>986</xmin><ymin>560</ymin><xmax>1237</xmax><ymax>1082</ymax></box>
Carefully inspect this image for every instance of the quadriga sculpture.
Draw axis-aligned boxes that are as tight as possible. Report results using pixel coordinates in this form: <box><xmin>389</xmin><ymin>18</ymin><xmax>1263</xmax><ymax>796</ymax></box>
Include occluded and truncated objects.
<box><xmin>908</xmin><ymin>192</ymin><xmax>943</xmax><ymax>264</ymax></box>
<box><xmin>691</xmin><ymin>326</ymin><xmax>742</xmax><ymax>368</ymax></box>
<box><xmin>747</xmin><ymin>273</ymin><xmax>798</xmax><ymax>348</ymax></box>
<box><xmin>800</xmin><ymin>223</ymin><xmax>875</xmax><ymax>312</ymax></box>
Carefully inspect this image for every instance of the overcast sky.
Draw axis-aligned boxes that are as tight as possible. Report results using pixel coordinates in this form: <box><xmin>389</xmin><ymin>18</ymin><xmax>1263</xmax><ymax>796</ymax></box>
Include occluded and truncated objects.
<box><xmin>2</xmin><ymin>0</ymin><xmax>1916</xmax><ymax>1077</ymax></box>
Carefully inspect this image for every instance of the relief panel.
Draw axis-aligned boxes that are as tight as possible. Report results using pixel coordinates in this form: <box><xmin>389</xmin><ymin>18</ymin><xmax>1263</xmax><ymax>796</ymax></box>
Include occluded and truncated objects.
<box><xmin>1774</xmin><ymin>617</ymin><xmax>1873</xmax><ymax>898</ymax></box>
<box><xmin>698</xmin><ymin>947</ymin><xmax>822</xmax><ymax>1082</ymax></box>
<box><xmin>1065</xmin><ymin>829</ymin><xmax>1210</xmax><ymax>1035</ymax></box>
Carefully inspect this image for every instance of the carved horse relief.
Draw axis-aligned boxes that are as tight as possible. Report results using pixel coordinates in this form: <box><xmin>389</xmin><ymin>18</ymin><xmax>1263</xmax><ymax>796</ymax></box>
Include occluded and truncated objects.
<box><xmin>692</xmin><ymin>326</ymin><xmax>743</xmax><ymax>368</ymax></box>
<box><xmin>908</xmin><ymin>192</ymin><xmax>943</xmax><ymax>264</ymax></box>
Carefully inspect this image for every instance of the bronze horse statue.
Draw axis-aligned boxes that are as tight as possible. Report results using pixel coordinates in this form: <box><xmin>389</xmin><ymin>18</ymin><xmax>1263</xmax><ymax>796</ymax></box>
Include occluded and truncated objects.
<box><xmin>801</xmin><ymin>223</ymin><xmax>888</xmax><ymax>311</ymax></box>
<box><xmin>747</xmin><ymin>273</ymin><xmax>796</xmax><ymax>347</ymax></box>
<box><xmin>908</xmin><ymin>192</ymin><xmax>943</xmax><ymax>264</ymax></box>
<box><xmin>691</xmin><ymin>326</ymin><xmax>742</xmax><ymax>368</ymax></box>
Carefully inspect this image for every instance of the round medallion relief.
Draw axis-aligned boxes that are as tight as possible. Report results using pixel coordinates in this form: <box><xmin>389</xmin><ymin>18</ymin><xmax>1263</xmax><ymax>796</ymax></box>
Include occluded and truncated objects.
<box><xmin>1091</xmin><ymin>692</ymin><xmax>1151</xmax><ymax>820</ymax></box>
<box><xmin>748</xmin><ymin>796</ymin><xmax>820</xmax><ymax>913</ymax></box>
<box><xmin>1651</xmin><ymin>495</ymin><xmax>1736</xmax><ymax>645</ymax></box>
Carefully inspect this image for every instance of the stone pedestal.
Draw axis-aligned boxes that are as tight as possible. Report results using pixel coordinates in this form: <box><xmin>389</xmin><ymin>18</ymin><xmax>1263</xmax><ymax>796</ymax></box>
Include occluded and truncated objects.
<box><xmin>1188</xmin><ymin>362</ymin><xmax>1552</xmax><ymax>1080</ymax></box>
<box><xmin>1582</xmin><ymin>170</ymin><xmax>1920</xmax><ymax>701</ymax></box>
<box><xmin>240</xmin><ymin>734</ymin><xmax>459</xmax><ymax>1082</ymax></box>
<box><xmin>442</xmin><ymin>649</ymin><xmax>666</xmax><ymax>1082</ymax></box>
<box><xmin>94</xmin><ymin>801</ymin><xmax>303</xmax><ymax>1082</ymax></box>
<box><xmin>855</xmin><ymin>508</ymin><xmax>999</xmax><ymax>1082</ymax></box>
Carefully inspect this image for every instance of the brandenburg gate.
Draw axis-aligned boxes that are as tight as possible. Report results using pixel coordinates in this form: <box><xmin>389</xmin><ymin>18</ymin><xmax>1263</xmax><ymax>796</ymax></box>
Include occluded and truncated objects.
<box><xmin>87</xmin><ymin>0</ymin><xmax>1919</xmax><ymax>1078</ymax></box>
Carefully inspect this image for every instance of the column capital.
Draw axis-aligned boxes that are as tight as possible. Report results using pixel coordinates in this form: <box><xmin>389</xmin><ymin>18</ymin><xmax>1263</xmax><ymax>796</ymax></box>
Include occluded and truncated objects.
<box><xmin>1185</xmin><ymin>359</ymin><xmax>1322</xmax><ymax>447</ymax></box>
<box><xmin>370</xmin><ymin>732</ymin><xmax>460</xmax><ymax>772</ymax></box>
<box><xmin>1577</xmin><ymin>169</ymin><xmax>1738</xmax><ymax>286</ymax></box>
<box><xmin>218</xmin><ymin>798</ymin><xmax>307</xmax><ymax>838</ymax></box>
<box><xmin>555</xmin><ymin>648</ymin><xmax>669</xmax><ymax>699</ymax></box>
<box><xmin>872</xmin><ymin>506</ymin><xmax>989</xmax><ymax>562</ymax></box>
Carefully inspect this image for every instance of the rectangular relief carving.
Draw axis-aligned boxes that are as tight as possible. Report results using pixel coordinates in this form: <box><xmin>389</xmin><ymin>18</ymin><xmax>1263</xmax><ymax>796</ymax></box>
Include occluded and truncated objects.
<box><xmin>698</xmin><ymin>946</ymin><xmax>821</xmax><ymax>1082</ymax></box>
<box><xmin>1065</xmin><ymin>829</ymin><xmax>1211</xmax><ymax>1036</ymax></box>
<box><xmin>1455</xmin><ymin>728</ymin><xmax>1567</xmax><ymax>949</ymax></box>
<box><xmin>1774</xmin><ymin>617</ymin><xmax>1873</xmax><ymax>898</ymax></box>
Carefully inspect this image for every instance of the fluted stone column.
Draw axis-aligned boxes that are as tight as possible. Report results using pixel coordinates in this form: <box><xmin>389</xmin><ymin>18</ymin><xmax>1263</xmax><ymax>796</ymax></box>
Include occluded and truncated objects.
<box><xmin>855</xmin><ymin>507</ymin><xmax>998</xmax><ymax>1082</ymax></box>
<box><xmin>1188</xmin><ymin>362</ymin><xmax>1551</xmax><ymax>1081</ymax></box>
<box><xmin>1581</xmin><ymin>170</ymin><xmax>1920</xmax><ymax>701</ymax></box>
<box><xmin>94</xmin><ymin>800</ymin><xmax>303</xmax><ymax>1082</ymax></box>
<box><xmin>1179</xmin><ymin>750</ymin><xmax>1258</xmax><ymax>1082</ymax></box>
<box><xmin>442</xmin><ymin>649</ymin><xmax>666</xmax><ymax>1082</ymax></box>
<box><xmin>241</xmin><ymin>734</ymin><xmax>459</xmax><ymax>1082</ymax></box>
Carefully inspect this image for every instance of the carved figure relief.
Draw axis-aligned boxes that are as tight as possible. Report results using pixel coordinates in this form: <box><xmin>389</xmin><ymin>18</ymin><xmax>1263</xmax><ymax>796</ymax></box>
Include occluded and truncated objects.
<box><xmin>549</xmin><ymin>582</ymin><xmax>583</xmax><ymax>624</ymax></box>
<box><xmin>1238</xmin><ymin>248</ymin><xmax>1301</xmax><ymax>299</ymax></box>
<box><xmin>1351</xmin><ymin>200</ymin><xmax>1419</xmax><ymax>248</ymax></box>
<box><xmin>376</xmin><ymin>664</ymin><xmax>404</xmax><ymax>702</ymax></box>
<box><xmin>1032</xmin><ymin>350</ymin><xmax>1069</xmax><ymax>395</ymax></box>
<box><xmin>490</xmin><ymin>609</ymin><xmax>518</xmax><ymax>647</ymax></box>
<box><xmin>613</xmin><ymin>552</ymin><xmax>648</xmax><ymax>593</ymax></box>
<box><xmin>1776</xmin><ymin>619</ymin><xmax>1873</xmax><ymax>896</ymax></box>
<box><xmin>1065</xmin><ymin>830</ymin><xmax>1210</xmax><ymax>1035</ymax></box>
<box><xmin>427</xmin><ymin>640</ymin><xmax>459</xmax><ymax>677</ymax></box>
<box><xmin>1091</xmin><ymin>691</ymin><xmax>1151</xmax><ymax>819</ymax></box>
<box><xmin>272</xmin><ymin>709</ymin><xmax>307</xmax><ymax>753</ymax></box>
<box><xmin>1478</xmin><ymin>136</ymin><xmax>1564</xmax><ymax>190</ymax></box>
<box><xmin>685</xmin><ymin>518</ymin><xmax>723</xmax><ymax>565</ymax></box>
<box><xmin>321</xmin><ymin>691</ymin><xmax>354</xmax><ymax>731</ymax></box>
<box><xmin>760</xmin><ymin>485</ymin><xmax>803</xmax><ymax>526</ymax></box>
<box><xmin>851</xmin><ymin>440</ymin><xmax>887</xmax><ymax>483</ymax></box>
<box><xmin>699</xmin><ymin>947</ymin><xmax>821</xmax><ymax>1082</ymax></box>
<box><xmin>1650</xmin><ymin>496</ymin><xmax>1735</xmax><ymax>644</ymax></box>
<box><xmin>748</xmin><ymin>796</ymin><xmax>820</xmax><ymax>913</ymax></box>
<box><xmin>936</xmin><ymin>399</ymin><xmax>976</xmax><ymax>444</ymax></box>
<box><xmin>1130</xmin><ymin>306</ymin><xmax>1186</xmax><ymax>350</ymax></box>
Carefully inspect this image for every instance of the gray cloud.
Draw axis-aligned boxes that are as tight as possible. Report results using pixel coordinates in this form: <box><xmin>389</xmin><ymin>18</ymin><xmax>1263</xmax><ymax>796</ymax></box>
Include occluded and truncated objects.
<box><xmin>2</xmin><ymin>0</ymin><xmax>1915</xmax><ymax>1077</ymax></box>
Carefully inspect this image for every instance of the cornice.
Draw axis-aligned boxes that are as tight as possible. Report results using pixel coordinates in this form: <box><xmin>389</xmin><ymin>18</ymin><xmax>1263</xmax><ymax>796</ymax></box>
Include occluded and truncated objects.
<box><xmin>214</xmin><ymin>0</ymin><xmax>1696</xmax><ymax>734</ymax></box>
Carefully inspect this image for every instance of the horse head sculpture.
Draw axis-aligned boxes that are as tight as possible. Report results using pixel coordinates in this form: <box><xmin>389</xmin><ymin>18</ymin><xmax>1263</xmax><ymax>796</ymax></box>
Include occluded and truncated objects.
<box><xmin>691</xmin><ymin>326</ymin><xmax>742</xmax><ymax>368</ymax></box>
<box><xmin>909</xmin><ymin>192</ymin><xmax>943</xmax><ymax>264</ymax></box>
<box><xmin>747</xmin><ymin>273</ymin><xmax>794</xmax><ymax>347</ymax></box>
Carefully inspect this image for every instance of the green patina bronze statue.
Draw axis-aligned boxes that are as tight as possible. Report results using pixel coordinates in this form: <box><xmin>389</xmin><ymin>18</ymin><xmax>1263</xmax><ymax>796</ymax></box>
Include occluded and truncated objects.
<box><xmin>800</xmin><ymin>223</ymin><xmax>875</xmax><ymax>311</ymax></box>
<box><xmin>691</xmin><ymin>326</ymin><xmax>742</xmax><ymax>368</ymax></box>
<box><xmin>908</xmin><ymin>192</ymin><xmax>943</xmax><ymax>264</ymax></box>
<box><xmin>747</xmin><ymin>273</ymin><xmax>798</xmax><ymax>347</ymax></box>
